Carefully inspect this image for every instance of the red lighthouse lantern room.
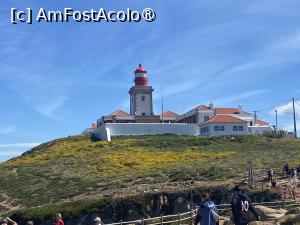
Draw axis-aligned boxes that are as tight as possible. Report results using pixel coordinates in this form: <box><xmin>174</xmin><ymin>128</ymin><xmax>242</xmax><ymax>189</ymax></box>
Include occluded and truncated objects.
<box><xmin>134</xmin><ymin>64</ymin><xmax>148</xmax><ymax>86</ymax></box>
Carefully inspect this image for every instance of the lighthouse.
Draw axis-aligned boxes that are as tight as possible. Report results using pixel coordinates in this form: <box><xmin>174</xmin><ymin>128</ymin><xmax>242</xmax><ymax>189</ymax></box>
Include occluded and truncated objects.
<box><xmin>129</xmin><ymin>64</ymin><xmax>159</xmax><ymax>122</ymax></box>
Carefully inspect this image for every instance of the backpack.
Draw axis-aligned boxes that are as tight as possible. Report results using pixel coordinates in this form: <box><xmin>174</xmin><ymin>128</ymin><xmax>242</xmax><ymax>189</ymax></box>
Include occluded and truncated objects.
<box><xmin>207</xmin><ymin>202</ymin><xmax>219</xmax><ymax>223</ymax></box>
<box><xmin>211</xmin><ymin>209</ymin><xmax>219</xmax><ymax>222</ymax></box>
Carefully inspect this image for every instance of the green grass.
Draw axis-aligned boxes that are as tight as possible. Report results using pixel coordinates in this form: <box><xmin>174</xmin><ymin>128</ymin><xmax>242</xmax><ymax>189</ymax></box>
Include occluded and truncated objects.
<box><xmin>0</xmin><ymin>134</ymin><xmax>299</xmax><ymax>208</ymax></box>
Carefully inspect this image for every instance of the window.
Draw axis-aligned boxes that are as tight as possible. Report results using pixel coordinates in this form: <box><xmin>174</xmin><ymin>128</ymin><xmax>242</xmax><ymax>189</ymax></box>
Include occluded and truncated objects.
<box><xmin>142</xmin><ymin>113</ymin><xmax>146</xmax><ymax>116</ymax></box>
<box><xmin>233</xmin><ymin>126</ymin><xmax>238</xmax><ymax>131</ymax></box>
<box><xmin>214</xmin><ymin>126</ymin><xmax>219</xmax><ymax>131</ymax></box>
<box><xmin>141</xmin><ymin>96</ymin><xmax>145</xmax><ymax>101</ymax></box>
<box><xmin>220</xmin><ymin>126</ymin><xmax>225</xmax><ymax>131</ymax></box>
<box><xmin>250</xmin><ymin>121</ymin><xmax>253</xmax><ymax>126</ymax></box>
<box><xmin>131</xmin><ymin>97</ymin><xmax>133</xmax><ymax>103</ymax></box>
<box><xmin>202</xmin><ymin>126</ymin><xmax>209</xmax><ymax>133</ymax></box>
<box><xmin>204</xmin><ymin>116</ymin><xmax>209</xmax><ymax>121</ymax></box>
<box><xmin>239</xmin><ymin>126</ymin><xmax>244</xmax><ymax>131</ymax></box>
<box><xmin>192</xmin><ymin>116</ymin><xmax>197</xmax><ymax>123</ymax></box>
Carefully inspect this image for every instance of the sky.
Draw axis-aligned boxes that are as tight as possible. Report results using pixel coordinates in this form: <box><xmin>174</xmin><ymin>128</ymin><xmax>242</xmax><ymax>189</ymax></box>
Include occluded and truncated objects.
<box><xmin>0</xmin><ymin>0</ymin><xmax>300</xmax><ymax>162</ymax></box>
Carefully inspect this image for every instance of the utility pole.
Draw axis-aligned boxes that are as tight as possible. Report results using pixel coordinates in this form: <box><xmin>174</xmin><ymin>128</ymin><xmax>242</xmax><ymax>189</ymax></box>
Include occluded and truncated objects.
<box><xmin>275</xmin><ymin>109</ymin><xmax>278</xmax><ymax>128</ymax></box>
<box><xmin>161</xmin><ymin>85</ymin><xmax>164</xmax><ymax>123</ymax></box>
<box><xmin>292</xmin><ymin>98</ymin><xmax>297</xmax><ymax>138</ymax></box>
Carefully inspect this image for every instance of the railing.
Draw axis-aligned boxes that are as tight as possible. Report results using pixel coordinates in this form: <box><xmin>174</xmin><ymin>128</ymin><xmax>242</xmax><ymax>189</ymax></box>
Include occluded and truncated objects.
<box><xmin>104</xmin><ymin>200</ymin><xmax>299</xmax><ymax>225</ymax></box>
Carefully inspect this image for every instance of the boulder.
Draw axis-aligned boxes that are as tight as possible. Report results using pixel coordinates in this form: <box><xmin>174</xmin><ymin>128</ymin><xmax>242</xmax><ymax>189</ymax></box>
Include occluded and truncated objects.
<box><xmin>255</xmin><ymin>205</ymin><xmax>287</xmax><ymax>220</ymax></box>
<box><xmin>285</xmin><ymin>207</ymin><xmax>300</xmax><ymax>215</ymax></box>
<box><xmin>276</xmin><ymin>213</ymin><xmax>300</xmax><ymax>224</ymax></box>
<box><xmin>249</xmin><ymin>221</ymin><xmax>275</xmax><ymax>225</ymax></box>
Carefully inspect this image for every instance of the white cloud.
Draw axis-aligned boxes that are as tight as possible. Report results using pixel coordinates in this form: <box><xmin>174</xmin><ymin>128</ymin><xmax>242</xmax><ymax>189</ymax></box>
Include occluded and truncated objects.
<box><xmin>213</xmin><ymin>90</ymin><xmax>269</xmax><ymax>106</ymax></box>
<box><xmin>273</xmin><ymin>100</ymin><xmax>300</xmax><ymax>116</ymax></box>
<box><xmin>0</xmin><ymin>126</ymin><xmax>16</xmax><ymax>134</ymax></box>
<box><xmin>0</xmin><ymin>143</ymin><xmax>40</xmax><ymax>148</ymax></box>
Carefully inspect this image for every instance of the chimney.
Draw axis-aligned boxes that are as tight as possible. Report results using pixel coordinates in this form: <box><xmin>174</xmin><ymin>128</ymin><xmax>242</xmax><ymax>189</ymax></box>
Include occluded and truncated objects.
<box><xmin>209</xmin><ymin>102</ymin><xmax>214</xmax><ymax>109</ymax></box>
<box><xmin>238</xmin><ymin>104</ymin><xmax>242</xmax><ymax>113</ymax></box>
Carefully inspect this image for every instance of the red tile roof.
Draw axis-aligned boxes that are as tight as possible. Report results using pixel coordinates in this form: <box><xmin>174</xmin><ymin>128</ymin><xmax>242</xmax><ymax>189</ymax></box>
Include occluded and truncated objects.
<box><xmin>110</xmin><ymin>109</ymin><xmax>129</xmax><ymax>116</ymax></box>
<box><xmin>214</xmin><ymin>108</ymin><xmax>242</xmax><ymax>114</ymax></box>
<box><xmin>255</xmin><ymin>119</ymin><xmax>269</xmax><ymax>126</ymax></box>
<box><xmin>201</xmin><ymin>115</ymin><xmax>248</xmax><ymax>125</ymax></box>
<box><xmin>161</xmin><ymin>111</ymin><xmax>178</xmax><ymax>117</ymax></box>
<box><xmin>195</xmin><ymin>105</ymin><xmax>210</xmax><ymax>110</ymax></box>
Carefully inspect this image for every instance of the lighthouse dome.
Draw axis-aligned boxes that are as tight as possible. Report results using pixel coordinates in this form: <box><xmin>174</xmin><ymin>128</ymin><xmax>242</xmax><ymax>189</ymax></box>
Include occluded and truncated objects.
<box><xmin>134</xmin><ymin>64</ymin><xmax>148</xmax><ymax>86</ymax></box>
<box><xmin>135</xmin><ymin>64</ymin><xmax>147</xmax><ymax>73</ymax></box>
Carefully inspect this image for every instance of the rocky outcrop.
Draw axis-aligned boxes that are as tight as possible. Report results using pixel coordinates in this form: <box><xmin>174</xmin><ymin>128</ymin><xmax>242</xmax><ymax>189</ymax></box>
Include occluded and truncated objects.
<box><xmin>255</xmin><ymin>205</ymin><xmax>287</xmax><ymax>221</ymax></box>
<box><xmin>249</xmin><ymin>222</ymin><xmax>275</xmax><ymax>225</ymax></box>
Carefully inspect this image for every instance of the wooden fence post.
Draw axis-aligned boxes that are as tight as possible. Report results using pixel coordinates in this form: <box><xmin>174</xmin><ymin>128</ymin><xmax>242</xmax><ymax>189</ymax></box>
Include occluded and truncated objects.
<box><xmin>142</xmin><ymin>217</ymin><xmax>144</xmax><ymax>225</ymax></box>
<box><xmin>160</xmin><ymin>214</ymin><xmax>163</xmax><ymax>225</ymax></box>
<box><xmin>120</xmin><ymin>219</ymin><xmax>123</xmax><ymax>225</ymax></box>
<box><xmin>178</xmin><ymin>212</ymin><xmax>181</xmax><ymax>225</ymax></box>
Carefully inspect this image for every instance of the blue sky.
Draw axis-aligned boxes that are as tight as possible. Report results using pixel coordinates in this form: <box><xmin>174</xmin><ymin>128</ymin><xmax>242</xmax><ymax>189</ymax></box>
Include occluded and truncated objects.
<box><xmin>0</xmin><ymin>0</ymin><xmax>300</xmax><ymax>162</ymax></box>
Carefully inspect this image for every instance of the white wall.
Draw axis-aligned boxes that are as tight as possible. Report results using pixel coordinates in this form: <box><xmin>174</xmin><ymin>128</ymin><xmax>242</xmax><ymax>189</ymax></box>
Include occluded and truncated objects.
<box><xmin>197</xmin><ymin>110</ymin><xmax>214</xmax><ymax>123</ymax></box>
<box><xmin>200</xmin><ymin>123</ymin><xmax>248</xmax><ymax>137</ymax></box>
<box><xmin>95</xmin><ymin>123</ymin><xmax>200</xmax><ymax>140</ymax></box>
<box><xmin>248</xmin><ymin>126</ymin><xmax>274</xmax><ymax>135</ymax></box>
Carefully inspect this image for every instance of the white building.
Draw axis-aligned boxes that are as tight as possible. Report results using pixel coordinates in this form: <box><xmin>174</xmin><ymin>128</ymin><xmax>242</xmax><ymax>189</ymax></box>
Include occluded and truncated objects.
<box><xmin>200</xmin><ymin>115</ymin><xmax>248</xmax><ymax>137</ymax></box>
<box><xmin>178</xmin><ymin>103</ymin><xmax>273</xmax><ymax>135</ymax></box>
<box><xmin>90</xmin><ymin>64</ymin><xmax>274</xmax><ymax>140</ymax></box>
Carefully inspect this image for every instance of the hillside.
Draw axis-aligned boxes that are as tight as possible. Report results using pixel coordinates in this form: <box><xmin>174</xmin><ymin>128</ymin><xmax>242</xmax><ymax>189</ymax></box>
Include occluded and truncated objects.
<box><xmin>0</xmin><ymin>134</ymin><xmax>299</xmax><ymax>212</ymax></box>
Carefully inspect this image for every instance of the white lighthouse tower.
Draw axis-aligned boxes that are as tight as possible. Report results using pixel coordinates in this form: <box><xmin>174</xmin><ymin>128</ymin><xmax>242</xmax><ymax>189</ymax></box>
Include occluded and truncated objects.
<box><xmin>129</xmin><ymin>64</ymin><xmax>160</xmax><ymax>123</ymax></box>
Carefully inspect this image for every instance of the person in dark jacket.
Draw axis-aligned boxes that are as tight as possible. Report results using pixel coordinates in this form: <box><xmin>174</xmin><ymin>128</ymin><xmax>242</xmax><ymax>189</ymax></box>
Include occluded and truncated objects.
<box><xmin>195</xmin><ymin>193</ymin><xmax>219</xmax><ymax>225</ymax></box>
<box><xmin>297</xmin><ymin>166</ymin><xmax>300</xmax><ymax>175</ymax></box>
<box><xmin>283</xmin><ymin>164</ymin><xmax>289</xmax><ymax>177</ymax></box>
<box><xmin>231</xmin><ymin>185</ymin><xmax>260</xmax><ymax>225</ymax></box>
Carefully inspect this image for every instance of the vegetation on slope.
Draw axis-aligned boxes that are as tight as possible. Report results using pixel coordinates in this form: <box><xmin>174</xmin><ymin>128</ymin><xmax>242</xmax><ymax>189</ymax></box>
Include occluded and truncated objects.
<box><xmin>0</xmin><ymin>134</ymin><xmax>299</xmax><ymax>208</ymax></box>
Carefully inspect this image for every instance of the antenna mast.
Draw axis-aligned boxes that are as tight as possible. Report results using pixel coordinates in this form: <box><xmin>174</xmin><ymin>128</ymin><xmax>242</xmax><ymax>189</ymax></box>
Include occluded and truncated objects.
<box><xmin>161</xmin><ymin>85</ymin><xmax>164</xmax><ymax>123</ymax></box>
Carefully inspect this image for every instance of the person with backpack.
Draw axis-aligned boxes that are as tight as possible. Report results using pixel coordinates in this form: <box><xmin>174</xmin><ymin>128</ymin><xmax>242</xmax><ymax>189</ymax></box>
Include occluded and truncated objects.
<box><xmin>231</xmin><ymin>185</ymin><xmax>260</xmax><ymax>225</ymax></box>
<box><xmin>195</xmin><ymin>193</ymin><xmax>219</xmax><ymax>225</ymax></box>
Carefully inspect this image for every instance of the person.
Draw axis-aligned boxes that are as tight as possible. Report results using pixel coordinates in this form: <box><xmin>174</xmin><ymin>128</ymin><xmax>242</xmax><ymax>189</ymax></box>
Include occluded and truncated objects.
<box><xmin>271</xmin><ymin>179</ymin><xmax>277</xmax><ymax>188</ymax></box>
<box><xmin>267</xmin><ymin>168</ymin><xmax>273</xmax><ymax>183</ymax></box>
<box><xmin>283</xmin><ymin>164</ymin><xmax>289</xmax><ymax>177</ymax></box>
<box><xmin>231</xmin><ymin>185</ymin><xmax>260</xmax><ymax>225</ymax></box>
<box><xmin>54</xmin><ymin>214</ymin><xmax>64</xmax><ymax>225</ymax></box>
<box><xmin>291</xmin><ymin>168</ymin><xmax>298</xmax><ymax>184</ymax></box>
<box><xmin>290</xmin><ymin>168</ymin><xmax>295</xmax><ymax>179</ymax></box>
<box><xmin>0</xmin><ymin>217</ymin><xmax>18</xmax><ymax>225</ymax></box>
<box><xmin>194</xmin><ymin>193</ymin><xmax>219</xmax><ymax>225</ymax></box>
<box><xmin>94</xmin><ymin>217</ymin><xmax>101</xmax><ymax>225</ymax></box>
<box><xmin>297</xmin><ymin>166</ymin><xmax>300</xmax><ymax>176</ymax></box>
